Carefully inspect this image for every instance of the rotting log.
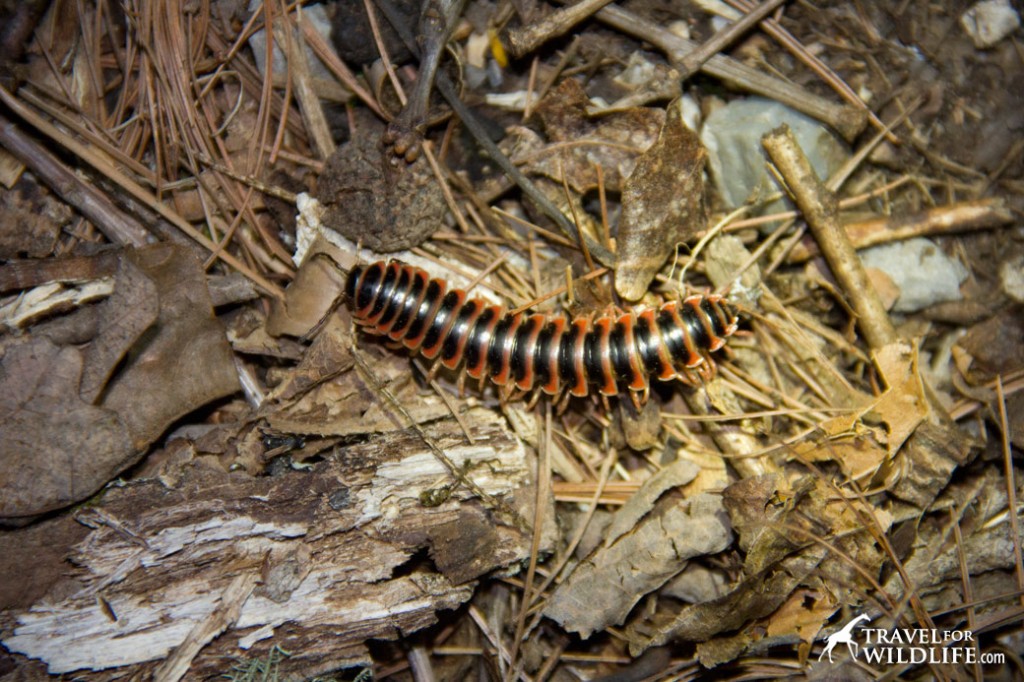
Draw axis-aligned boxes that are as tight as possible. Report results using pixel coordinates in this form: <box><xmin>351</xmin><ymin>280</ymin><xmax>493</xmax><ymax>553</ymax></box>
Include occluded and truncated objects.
<box><xmin>1</xmin><ymin>408</ymin><xmax>551</xmax><ymax>678</ymax></box>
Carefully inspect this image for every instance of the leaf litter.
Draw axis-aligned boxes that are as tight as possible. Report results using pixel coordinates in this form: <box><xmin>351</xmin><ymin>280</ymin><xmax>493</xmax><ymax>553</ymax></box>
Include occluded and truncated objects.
<box><xmin>0</xmin><ymin>0</ymin><xmax>1021</xmax><ymax>679</ymax></box>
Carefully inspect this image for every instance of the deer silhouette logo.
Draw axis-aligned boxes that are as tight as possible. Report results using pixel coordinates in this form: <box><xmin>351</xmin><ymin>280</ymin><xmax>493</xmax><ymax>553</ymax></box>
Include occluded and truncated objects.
<box><xmin>819</xmin><ymin>613</ymin><xmax>872</xmax><ymax>663</ymax></box>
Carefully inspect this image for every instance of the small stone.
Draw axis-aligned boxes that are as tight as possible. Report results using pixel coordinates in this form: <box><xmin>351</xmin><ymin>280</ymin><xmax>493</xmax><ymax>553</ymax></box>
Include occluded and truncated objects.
<box><xmin>961</xmin><ymin>0</ymin><xmax>1021</xmax><ymax>49</ymax></box>
<box><xmin>999</xmin><ymin>250</ymin><xmax>1024</xmax><ymax>301</ymax></box>
<box><xmin>1000</xmin><ymin>254</ymin><xmax>1024</xmax><ymax>303</ymax></box>
<box><xmin>859</xmin><ymin>238</ymin><xmax>968</xmax><ymax>313</ymax></box>
<box><xmin>700</xmin><ymin>98</ymin><xmax>849</xmax><ymax>221</ymax></box>
<box><xmin>248</xmin><ymin>3</ymin><xmax>335</xmax><ymax>81</ymax></box>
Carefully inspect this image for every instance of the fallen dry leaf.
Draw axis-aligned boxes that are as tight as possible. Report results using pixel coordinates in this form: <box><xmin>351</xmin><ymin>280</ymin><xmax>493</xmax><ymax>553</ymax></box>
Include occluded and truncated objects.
<box><xmin>266</xmin><ymin>235</ymin><xmax>349</xmax><ymax>338</ymax></box>
<box><xmin>0</xmin><ymin>339</ymin><xmax>133</xmax><ymax>518</ymax></box>
<box><xmin>765</xmin><ymin>589</ymin><xmax>838</xmax><ymax>659</ymax></box>
<box><xmin>0</xmin><ymin>244</ymin><xmax>239</xmax><ymax>520</ymax></box>
<box><xmin>544</xmin><ymin>490</ymin><xmax>731</xmax><ymax>638</ymax></box>
<box><xmin>518</xmin><ymin>79</ymin><xmax>664</xmax><ymax>194</ymax></box>
<box><xmin>78</xmin><ymin>252</ymin><xmax>158</xmax><ymax>403</ymax></box>
<box><xmin>98</xmin><ymin>245</ymin><xmax>239</xmax><ymax>451</ymax></box>
<box><xmin>616</xmin><ymin>97</ymin><xmax>707</xmax><ymax>301</ymax></box>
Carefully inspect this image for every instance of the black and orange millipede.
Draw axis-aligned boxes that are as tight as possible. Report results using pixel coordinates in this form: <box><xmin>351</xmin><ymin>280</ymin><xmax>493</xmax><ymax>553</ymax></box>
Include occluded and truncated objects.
<box><xmin>344</xmin><ymin>260</ymin><xmax>740</xmax><ymax>404</ymax></box>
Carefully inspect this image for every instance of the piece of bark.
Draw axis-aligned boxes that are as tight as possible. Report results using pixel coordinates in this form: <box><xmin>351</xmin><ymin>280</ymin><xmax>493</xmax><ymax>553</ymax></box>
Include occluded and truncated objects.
<box><xmin>1</xmin><ymin>409</ymin><xmax>551</xmax><ymax>675</ymax></box>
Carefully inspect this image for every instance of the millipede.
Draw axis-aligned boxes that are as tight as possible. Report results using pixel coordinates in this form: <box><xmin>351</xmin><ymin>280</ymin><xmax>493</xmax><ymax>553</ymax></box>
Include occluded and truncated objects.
<box><xmin>344</xmin><ymin>260</ymin><xmax>740</xmax><ymax>405</ymax></box>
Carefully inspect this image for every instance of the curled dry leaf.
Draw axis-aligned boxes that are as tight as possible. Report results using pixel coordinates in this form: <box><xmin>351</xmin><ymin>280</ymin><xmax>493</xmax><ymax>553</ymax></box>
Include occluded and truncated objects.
<box><xmin>544</xmin><ymin>457</ymin><xmax>732</xmax><ymax>638</ymax></box>
<box><xmin>263</xmin><ymin>325</ymin><xmax>451</xmax><ymax>438</ymax></box>
<box><xmin>616</xmin><ymin>97</ymin><xmax>707</xmax><ymax>301</ymax></box>
<box><xmin>764</xmin><ymin>588</ymin><xmax>839</xmax><ymax>656</ymax></box>
<box><xmin>0</xmin><ymin>244</ymin><xmax>239</xmax><ymax>519</ymax></box>
<box><xmin>615</xmin><ymin>398</ymin><xmax>661</xmax><ymax>451</ymax></box>
<box><xmin>793</xmin><ymin>341</ymin><xmax>929</xmax><ymax>484</ymax></box>
<box><xmin>624</xmin><ymin>474</ymin><xmax>890</xmax><ymax>658</ymax></box>
<box><xmin>266</xmin><ymin>234</ymin><xmax>349</xmax><ymax>338</ymax></box>
<box><xmin>883</xmin><ymin>467</ymin><xmax>1022</xmax><ymax>604</ymax></box>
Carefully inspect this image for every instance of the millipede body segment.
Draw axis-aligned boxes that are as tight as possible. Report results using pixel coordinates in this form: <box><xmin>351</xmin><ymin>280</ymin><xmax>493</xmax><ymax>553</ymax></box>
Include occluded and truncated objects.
<box><xmin>345</xmin><ymin>260</ymin><xmax>740</xmax><ymax>401</ymax></box>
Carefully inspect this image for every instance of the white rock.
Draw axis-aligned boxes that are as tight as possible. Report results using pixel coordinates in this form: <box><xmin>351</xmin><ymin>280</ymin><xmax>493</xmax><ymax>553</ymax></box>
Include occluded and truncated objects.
<box><xmin>961</xmin><ymin>0</ymin><xmax>1021</xmax><ymax>49</ymax></box>
<box><xmin>860</xmin><ymin>238</ymin><xmax>969</xmax><ymax>313</ymax></box>
<box><xmin>1000</xmin><ymin>254</ymin><xmax>1024</xmax><ymax>303</ymax></box>
<box><xmin>613</xmin><ymin>52</ymin><xmax>659</xmax><ymax>87</ymax></box>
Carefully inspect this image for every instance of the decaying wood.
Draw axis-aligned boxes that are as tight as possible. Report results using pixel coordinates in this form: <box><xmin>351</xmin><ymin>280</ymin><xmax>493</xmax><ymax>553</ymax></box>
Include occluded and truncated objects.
<box><xmin>1</xmin><ymin>409</ymin><xmax>552</xmax><ymax>676</ymax></box>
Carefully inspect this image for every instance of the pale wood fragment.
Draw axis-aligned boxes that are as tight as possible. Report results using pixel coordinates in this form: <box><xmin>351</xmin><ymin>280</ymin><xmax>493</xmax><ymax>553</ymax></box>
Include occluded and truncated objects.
<box><xmin>2</xmin><ymin>409</ymin><xmax>550</xmax><ymax>677</ymax></box>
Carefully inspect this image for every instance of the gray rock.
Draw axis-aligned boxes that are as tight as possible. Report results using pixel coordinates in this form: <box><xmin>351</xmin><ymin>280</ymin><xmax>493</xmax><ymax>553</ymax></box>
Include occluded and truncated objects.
<box><xmin>700</xmin><ymin>98</ymin><xmax>849</xmax><ymax>221</ymax></box>
<box><xmin>1000</xmin><ymin>253</ymin><xmax>1024</xmax><ymax>303</ymax></box>
<box><xmin>248</xmin><ymin>2</ymin><xmax>335</xmax><ymax>82</ymax></box>
<box><xmin>860</xmin><ymin>238</ymin><xmax>969</xmax><ymax>313</ymax></box>
<box><xmin>961</xmin><ymin>0</ymin><xmax>1021</xmax><ymax>49</ymax></box>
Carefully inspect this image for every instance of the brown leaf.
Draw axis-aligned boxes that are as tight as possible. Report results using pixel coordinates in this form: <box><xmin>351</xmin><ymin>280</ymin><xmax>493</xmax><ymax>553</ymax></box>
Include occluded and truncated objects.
<box><xmin>626</xmin><ymin>546</ymin><xmax>828</xmax><ymax>656</ymax></box>
<box><xmin>266</xmin><ymin>350</ymin><xmax>451</xmax><ymax>437</ymax></box>
<box><xmin>871</xmin><ymin>341</ymin><xmax>929</xmax><ymax>456</ymax></box>
<box><xmin>616</xmin><ymin>98</ymin><xmax>707</xmax><ymax>301</ymax></box>
<box><xmin>544</xmin><ymin>492</ymin><xmax>731</xmax><ymax>638</ymax></box>
<box><xmin>266</xmin><ymin>235</ymin><xmax>349</xmax><ymax>339</ymax></box>
<box><xmin>0</xmin><ymin>338</ymin><xmax>133</xmax><ymax>518</ymax></box>
<box><xmin>888</xmin><ymin>421</ymin><xmax>969</xmax><ymax>508</ymax></box>
<box><xmin>793</xmin><ymin>342</ymin><xmax>929</xmax><ymax>485</ymax></box>
<box><xmin>765</xmin><ymin>589</ymin><xmax>838</xmax><ymax>649</ymax></box>
<box><xmin>0</xmin><ymin>244</ymin><xmax>239</xmax><ymax>519</ymax></box>
<box><xmin>615</xmin><ymin>398</ymin><xmax>661</xmax><ymax>450</ymax></box>
<box><xmin>78</xmin><ymin>251</ymin><xmax>159</xmax><ymax>403</ymax></box>
<box><xmin>957</xmin><ymin>307</ymin><xmax>1024</xmax><ymax>379</ymax></box>
<box><xmin>521</xmin><ymin>79</ymin><xmax>664</xmax><ymax>194</ymax></box>
<box><xmin>99</xmin><ymin>244</ymin><xmax>239</xmax><ymax>450</ymax></box>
